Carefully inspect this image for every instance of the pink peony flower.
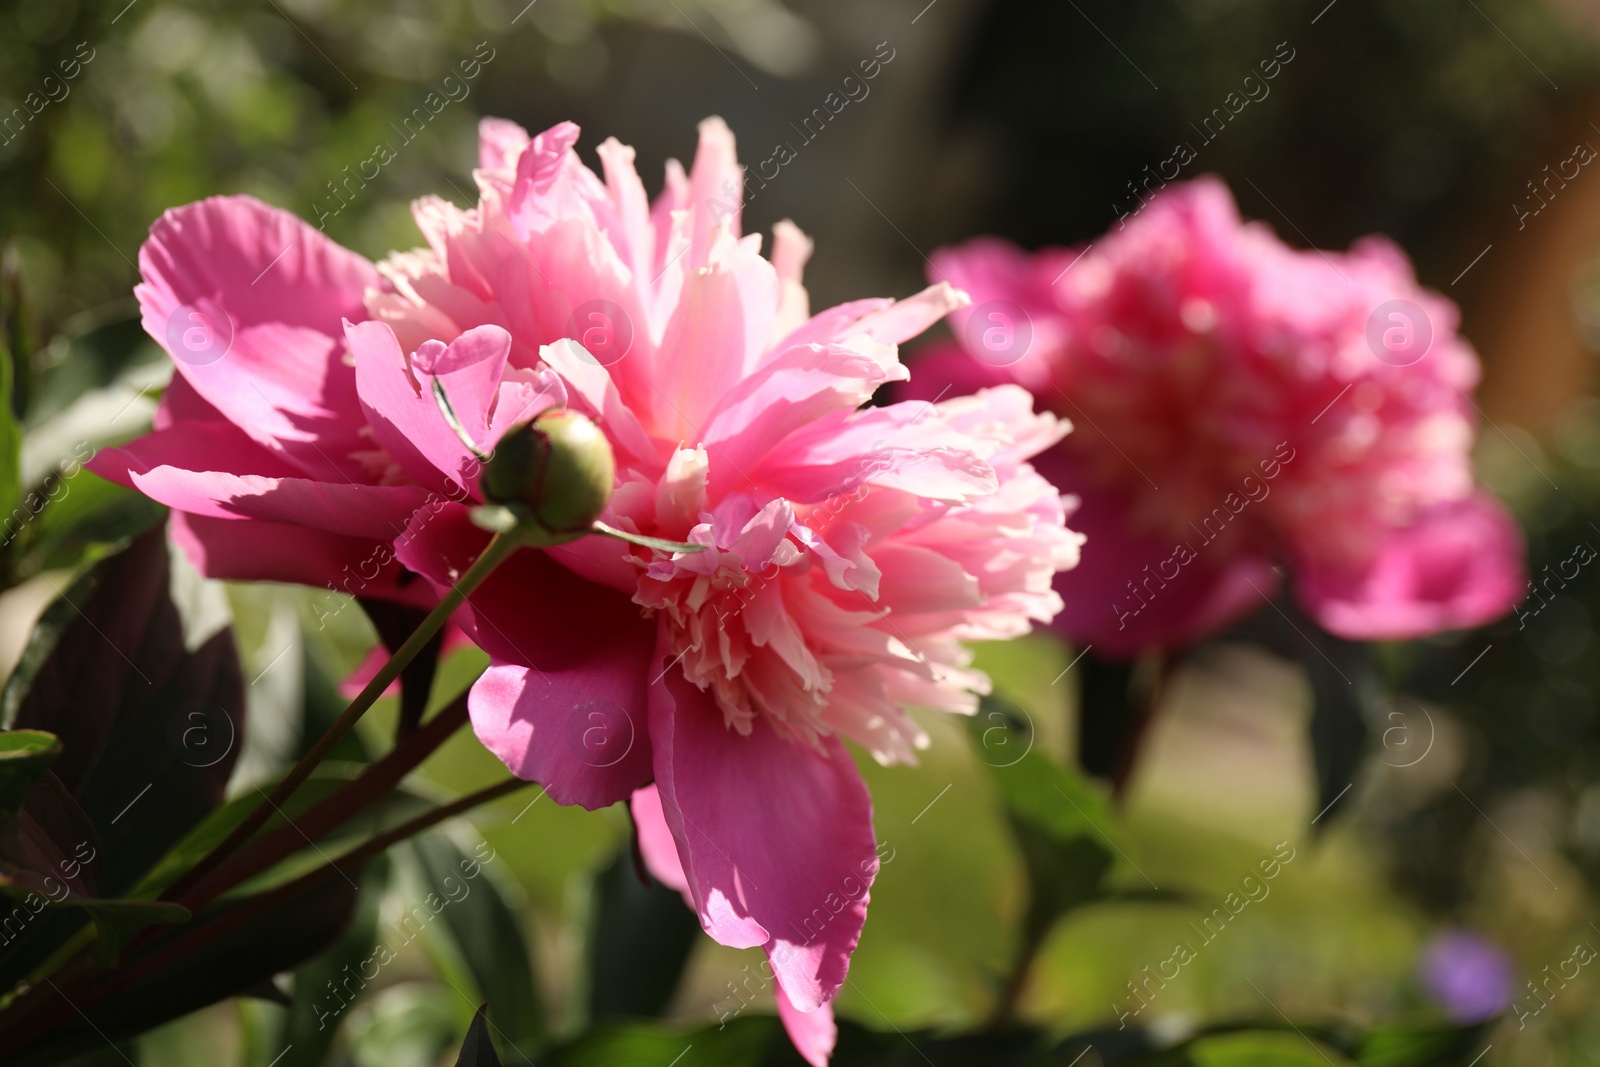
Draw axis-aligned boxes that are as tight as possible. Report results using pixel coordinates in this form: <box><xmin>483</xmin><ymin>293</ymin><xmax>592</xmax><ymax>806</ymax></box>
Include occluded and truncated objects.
<box><xmin>908</xmin><ymin>177</ymin><xmax>1524</xmax><ymax>657</ymax></box>
<box><xmin>92</xmin><ymin>117</ymin><xmax>1082</xmax><ymax>1061</ymax></box>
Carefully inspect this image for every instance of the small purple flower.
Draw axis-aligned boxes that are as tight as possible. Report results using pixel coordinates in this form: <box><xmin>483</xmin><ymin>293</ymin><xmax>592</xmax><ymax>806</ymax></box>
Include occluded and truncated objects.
<box><xmin>1418</xmin><ymin>928</ymin><xmax>1514</xmax><ymax>1022</ymax></box>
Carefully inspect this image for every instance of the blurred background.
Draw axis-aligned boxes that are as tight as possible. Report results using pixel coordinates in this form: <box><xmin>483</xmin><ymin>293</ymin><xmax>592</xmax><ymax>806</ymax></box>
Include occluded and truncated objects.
<box><xmin>4</xmin><ymin>0</ymin><xmax>1600</xmax><ymax>1063</ymax></box>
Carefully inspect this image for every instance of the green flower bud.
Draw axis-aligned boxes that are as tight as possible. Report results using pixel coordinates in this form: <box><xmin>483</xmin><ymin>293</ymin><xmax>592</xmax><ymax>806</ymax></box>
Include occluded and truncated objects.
<box><xmin>480</xmin><ymin>409</ymin><xmax>615</xmax><ymax>539</ymax></box>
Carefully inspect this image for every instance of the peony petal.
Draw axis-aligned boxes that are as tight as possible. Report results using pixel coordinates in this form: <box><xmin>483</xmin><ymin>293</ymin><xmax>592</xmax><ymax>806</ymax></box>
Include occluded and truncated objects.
<box><xmin>135</xmin><ymin>468</ymin><xmax>430</xmax><ymax>541</ymax></box>
<box><xmin>775</xmin><ymin>981</ymin><xmax>837</xmax><ymax>1067</ymax></box>
<box><xmin>397</xmin><ymin>505</ymin><xmax>657</xmax><ymax>809</ymax></box>
<box><xmin>136</xmin><ymin>195</ymin><xmax>381</xmax><ymax>482</ymax></box>
<box><xmin>757</xmin><ymin>404</ymin><xmax>998</xmax><ymax>505</ymax></box>
<box><xmin>703</xmin><ymin>342</ymin><xmax>907</xmax><ymax>481</ymax></box>
<box><xmin>686</xmin><ymin>116</ymin><xmax>743</xmax><ymax>266</ymax></box>
<box><xmin>651</xmin><ymin>255</ymin><xmax>774</xmax><ymax>437</ymax></box>
<box><xmin>479</xmin><ymin>116</ymin><xmax>532</xmax><ymax>173</ymax></box>
<box><xmin>833</xmin><ymin>282</ymin><xmax>970</xmax><ymax>346</ymax></box>
<box><xmin>630</xmin><ymin>783</ymin><xmax>692</xmax><ymax>897</ymax></box>
<box><xmin>1297</xmin><ymin>493</ymin><xmax>1525</xmax><ymax>640</ymax></box>
<box><xmin>168</xmin><ymin>511</ymin><xmax>426</xmax><ymax>604</ymax></box>
<box><xmin>349</xmin><ymin>319</ymin><xmax>473</xmax><ymax>494</ymax></box>
<box><xmin>1035</xmin><ymin>449</ymin><xmax>1278</xmax><ymax>657</ymax></box>
<box><xmin>634</xmin><ymin>783</ymin><xmax>840</xmax><ymax>1067</ymax></box>
<box><xmin>647</xmin><ymin>657</ymin><xmax>878</xmax><ymax>1011</ymax></box>
<box><xmin>91</xmin><ymin>418</ymin><xmax>300</xmax><ymax>485</ymax></box>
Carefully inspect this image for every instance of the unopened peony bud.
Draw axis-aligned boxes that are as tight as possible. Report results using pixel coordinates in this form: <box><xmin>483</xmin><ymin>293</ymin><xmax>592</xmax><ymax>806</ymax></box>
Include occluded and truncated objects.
<box><xmin>480</xmin><ymin>409</ymin><xmax>615</xmax><ymax>538</ymax></box>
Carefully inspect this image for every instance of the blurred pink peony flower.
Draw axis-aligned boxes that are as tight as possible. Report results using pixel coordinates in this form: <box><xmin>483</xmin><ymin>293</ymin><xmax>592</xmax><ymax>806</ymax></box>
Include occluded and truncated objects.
<box><xmin>909</xmin><ymin>177</ymin><xmax>1524</xmax><ymax>657</ymax></box>
<box><xmin>92</xmin><ymin>117</ymin><xmax>1081</xmax><ymax>1062</ymax></box>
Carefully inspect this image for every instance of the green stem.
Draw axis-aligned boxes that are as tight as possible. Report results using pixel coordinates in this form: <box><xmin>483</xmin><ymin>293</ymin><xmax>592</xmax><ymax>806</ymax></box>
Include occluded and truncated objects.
<box><xmin>173</xmin><ymin>690</ymin><xmax>472</xmax><ymax>909</ymax></box>
<box><xmin>986</xmin><ymin>918</ymin><xmax>1049</xmax><ymax>1031</ymax></box>
<box><xmin>163</xmin><ymin>532</ymin><xmax>519</xmax><ymax>903</ymax></box>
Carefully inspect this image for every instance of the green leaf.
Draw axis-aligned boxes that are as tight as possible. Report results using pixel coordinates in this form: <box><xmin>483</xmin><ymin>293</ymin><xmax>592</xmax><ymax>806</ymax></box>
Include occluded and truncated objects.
<box><xmin>454</xmin><ymin>1004</ymin><xmax>505</xmax><ymax>1067</ymax></box>
<box><xmin>0</xmin><ymin>729</ymin><xmax>62</xmax><ymax>817</ymax></box>
<box><xmin>3</xmin><ymin>524</ymin><xmax>245</xmax><ymax>895</ymax></box>
<box><xmin>78</xmin><ymin>899</ymin><xmax>191</xmax><ymax>966</ymax></box>
<box><xmin>411</xmin><ymin>833</ymin><xmax>543</xmax><ymax>1062</ymax></box>
<box><xmin>970</xmin><ymin>698</ymin><xmax>1125</xmax><ymax>936</ymax></box>
<box><xmin>1182</xmin><ymin>1031</ymin><xmax>1354</xmax><ymax>1066</ymax></box>
<box><xmin>540</xmin><ymin>1017</ymin><xmax>777</xmax><ymax>1067</ymax></box>
<box><xmin>1351</xmin><ymin>1023</ymin><xmax>1493</xmax><ymax>1067</ymax></box>
<box><xmin>1</xmin><ymin>244</ymin><xmax>36</xmax><ymax>425</ymax></box>
<box><xmin>10</xmin><ymin>878</ymin><xmax>363</xmax><ymax>1065</ymax></box>
<box><xmin>0</xmin><ymin>326</ymin><xmax>22</xmax><ymax>523</ymax></box>
<box><xmin>585</xmin><ymin>845</ymin><xmax>702</xmax><ymax>1021</ymax></box>
<box><xmin>17</xmin><ymin>470</ymin><xmax>164</xmax><ymax>582</ymax></box>
<box><xmin>0</xmin><ymin>771</ymin><xmax>102</xmax><ymax>989</ymax></box>
<box><xmin>1238</xmin><ymin>598</ymin><xmax>1382</xmax><ymax>830</ymax></box>
<box><xmin>544</xmin><ymin>1016</ymin><xmax>1055</xmax><ymax>1067</ymax></box>
<box><xmin>126</xmin><ymin>763</ymin><xmax>430</xmax><ymax>901</ymax></box>
<box><xmin>270</xmin><ymin>855</ymin><xmax>392</xmax><ymax>1067</ymax></box>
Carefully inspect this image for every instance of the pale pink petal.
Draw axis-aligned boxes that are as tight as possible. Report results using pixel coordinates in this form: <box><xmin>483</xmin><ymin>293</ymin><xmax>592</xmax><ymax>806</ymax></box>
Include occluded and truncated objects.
<box><xmin>686</xmin><ymin>116</ymin><xmax>743</xmax><ymax>266</ymax></box>
<box><xmin>831</xmin><ymin>282</ymin><xmax>970</xmax><ymax>346</ymax></box>
<box><xmin>91</xmin><ymin>418</ymin><xmax>299</xmax><ymax>484</ymax></box>
<box><xmin>596</xmin><ymin>137</ymin><xmax>657</xmax><ymax>301</ymax></box>
<box><xmin>650</xmin><ymin>260</ymin><xmax>761</xmax><ymax>437</ymax></box>
<box><xmin>757</xmin><ymin>404</ymin><xmax>998</xmax><ymax>505</ymax></box>
<box><xmin>538</xmin><ymin>339</ymin><xmax>658</xmax><ymax>467</ymax></box>
<box><xmin>349</xmin><ymin>319</ymin><xmax>474</xmax><ymax>494</ymax></box>
<box><xmin>771</xmin><ymin>220</ymin><xmax>814</xmax><ymax>340</ymax></box>
<box><xmin>702</xmin><ymin>342</ymin><xmax>908</xmax><ymax>489</ymax></box>
<box><xmin>120</xmin><ymin>464</ymin><xmax>431</xmax><ymax>541</ymax></box>
<box><xmin>479</xmin><ymin>116</ymin><xmax>531</xmax><ymax>173</ymax></box>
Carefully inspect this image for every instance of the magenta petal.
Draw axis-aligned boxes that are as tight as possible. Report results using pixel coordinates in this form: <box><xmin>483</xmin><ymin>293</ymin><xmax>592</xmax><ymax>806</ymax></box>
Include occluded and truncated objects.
<box><xmin>169</xmin><ymin>511</ymin><xmax>426</xmax><ymax>603</ymax></box>
<box><xmin>396</xmin><ymin>506</ymin><xmax>656</xmax><ymax>809</ymax></box>
<box><xmin>136</xmin><ymin>195</ymin><xmax>380</xmax><ymax>482</ymax></box>
<box><xmin>129</xmin><ymin>468</ymin><xmax>431</xmax><ymax>541</ymax></box>
<box><xmin>1037</xmin><ymin>450</ymin><xmax>1279</xmax><ymax>657</ymax></box>
<box><xmin>647</xmin><ymin>660</ymin><xmax>879</xmax><ymax>1011</ymax></box>
<box><xmin>1297</xmin><ymin>493</ymin><xmax>1526</xmax><ymax>640</ymax></box>
<box><xmin>631</xmin><ymin>784</ymin><xmax>693</xmax><ymax>897</ymax></box>
<box><xmin>776</xmin><ymin>981</ymin><xmax>837</xmax><ymax>1067</ymax></box>
<box><xmin>91</xmin><ymin>419</ymin><xmax>300</xmax><ymax>485</ymax></box>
